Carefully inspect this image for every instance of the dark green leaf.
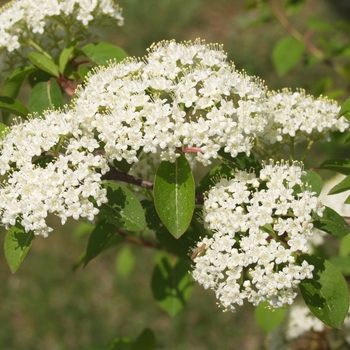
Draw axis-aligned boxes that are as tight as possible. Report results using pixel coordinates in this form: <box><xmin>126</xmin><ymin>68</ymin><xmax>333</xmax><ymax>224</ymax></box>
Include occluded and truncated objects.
<box><xmin>28</xmin><ymin>52</ymin><xmax>59</xmax><ymax>77</ymax></box>
<box><xmin>300</xmin><ymin>254</ymin><xmax>349</xmax><ymax>328</ymax></box>
<box><xmin>339</xmin><ymin>97</ymin><xmax>350</xmax><ymax>121</ymax></box>
<box><xmin>272</xmin><ymin>36</ymin><xmax>305</xmax><ymax>76</ymax></box>
<box><xmin>328</xmin><ymin>174</ymin><xmax>350</xmax><ymax>194</ymax></box>
<box><xmin>4</xmin><ymin>222</ymin><xmax>35</xmax><ymax>273</ymax></box>
<box><xmin>78</xmin><ymin>65</ymin><xmax>90</xmax><ymax>81</ymax></box>
<box><xmin>196</xmin><ymin>163</ymin><xmax>232</xmax><ymax>194</ymax></box>
<box><xmin>2</xmin><ymin>65</ymin><xmax>37</xmax><ymax>98</ymax></box>
<box><xmin>33</xmin><ymin>155</ymin><xmax>54</xmax><ymax>168</ymax></box>
<box><xmin>0</xmin><ymin>96</ymin><xmax>29</xmax><ymax>118</ymax></box>
<box><xmin>142</xmin><ymin>200</ymin><xmax>203</xmax><ymax>259</ymax></box>
<box><xmin>255</xmin><ymin>301</ymin><xmax>286</xmax><ymax>333</ymax></box>
<box><xmin>81</xmin><ymin>42</ymin><xmax>128</xmax><ymax>66</ymax></box>
<box><xmin>154</xmin><ymin>153</ymin><xmax>195</xmax><ymax>238</ymax></box>
<box><xmin>151</xmin><ymin>255</ymin><xmax>194</xmax><ymax>316</ymax></box>
<box><xmin>312</xmin><ymin>206</ymin><xmax>350</xmax><ymax>236</ymax></box>
<box><xmin>133</xmin><ymin>329</ymin><xmax>156</xmax><ymax>350</ymax></box>
<box><xmin>319</xmin><ymin>159</ymin><xmax>350</xmax><ymax>175</ymax></box>
<box><xmin>28</xmin><ymin>70</ymin><xmax>53</xmax><ymax>87</ymax></box>
<box><xmin>84</xmin><ymin>219</ymin><xmax>121</xmax><ymax>266</ymax></box>
<box><xmin>99</xmin><ymin>183</ymin><xmax>146</xmax><ymax>231</ymax></box>
<box><xmin>218</xmin><ymin>150</ymin><xmax>261</xmax><ymax>172</ymax></box>
<box><xmin>29</xmin><ymin>78</ymin><xmax>63</xmax><ymax>114</ymax></box>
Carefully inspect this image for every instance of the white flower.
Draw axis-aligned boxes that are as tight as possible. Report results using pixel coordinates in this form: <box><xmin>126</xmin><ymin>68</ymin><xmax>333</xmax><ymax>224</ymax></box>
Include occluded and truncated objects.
<box><xmin>191</xmin><ymin>161</ymin><xmax>324</xmax><ymax>311</ymax></box>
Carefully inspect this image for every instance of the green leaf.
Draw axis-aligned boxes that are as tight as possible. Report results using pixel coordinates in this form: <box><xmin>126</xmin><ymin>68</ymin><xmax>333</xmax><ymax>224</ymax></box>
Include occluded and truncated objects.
<box><xmin>141</xmin><ymin>200</ymin><xmax>203</xmax><ymax>259</ymax></box>
<box><xmin>328</xmin><ymin>256</ymin><xmax>350</xmax><ymax>276</ymax></box>
<box><xmin>339</xmin><ymin>97</ymin><xmax>350</xmax><ymax>121</ymax></box>
<box><xmin>312</xmin><ymin>206</ymin><xmax>350</xmax><ymax>236</ymax></box>
<box><xmin>196</xmin><ymin>163</ymin><xmax>232</xmax><ymax>194</ymax></box>
<box><xmin>154</xmin><ymin>153</ymin><xmax>195</xmax><ymax>238</ymax></box>
<box><xmin>272</xmin><ymin>36</ymin><xmax>305</xmax><ymax>76</ymax></box>
<box><xmin>29</xmin><ymin>77</ymin><xmax>63</xmax><ymax>114</ymax></box>
<box><xmin>84</xmin><ymin>219</ymin><xmax>122</xmax><ymax>266</ymax></box>
<box><xmin>319</xmin><ymin>159</ymin><xmax>350</xmax><ymax>175</ymax></box>
<box><xmin>0</xmin><ymin>96</ymin><xmax>29</xmax><ymax>118</ymax></box>
<box><xmin>133</xmin><ymin>329</ymin><xmax>156</xmax><ymax>350</ymax></box>
<box><xmin>300</xmin><ymin>254</ymin><xmax>349</xmax><ymax>328</ymax></box>
<box><xmin>339</xmin><ymin>234</ymin><xmax>350</xmax><ymax>257</ymax></box>
<box><xmin>4</xmin><ymin>222</ymin><xmax>35</xmax><ymax>273</ymax></box>
<box><xmin>108</xmin><ymin>338</ymin><xmax>133</xmax><ymax>350</ymax></box>
<box><xmin>78</xmin><ymin>65</ymin><xmax>90</xmax><ymax>81</ymax></box>
<box><xmin>58</xmin><ymin>44</ymin><xmax>76</xmax><ymax>74</ymax></box>
<box><xmin>218</xmin><ymin>150</ymin><xmax>261</xmax><ymax>172</ymax></box>
<box><xmin>28</xmin><ymin>70</ymin><xmax>53</xmax><ymax>87</ymax></box>
<box><xmin>28</xmin><ymin>52</ymin><xmax>60</xmax><ymax>77</ymax></box>
<box><xmin>255</xmin><ymin>301</ymin><xmax>286</xmax><ymax>333</ymax></box>
<box><xmin>99</xmin><ymin>183</ymin><xmax>146</xmax><ymax>231</ymax></box>
<box><xmin>2</xmin><ymin>65</ymin><xmax>37</xmax><ymax>98</ymax></box>
<box><xmin>294</xmin><ymin>170</ymin><xmax>323</xmax><ymax>196</ymax></box>
<box><xmin>151</xmin><ymin>255</ymin><xmax>194</xmax><ymax>317</ymax></box>
<box><xmin>0</xmin><ymin>123</ymin><xmax>7</xmax><ymax>135</ymax></box>
<box><xmin>81</xmin><ymin>42</ymin><xmax>128</xmax><ymax>66</ymax></box>
<box><xmin>328</xmin><ymin>174</ymin><xmax>350</xmax><ymax>194</ymax></box>
<box><xmin>115</xmin><ymin>246</ymin><xmax>136</xmax><ymax>277</ymax></box>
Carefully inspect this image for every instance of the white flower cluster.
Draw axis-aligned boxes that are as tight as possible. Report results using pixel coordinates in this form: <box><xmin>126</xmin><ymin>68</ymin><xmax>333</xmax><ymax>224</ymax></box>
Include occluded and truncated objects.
<box><xmin>0</xmin><ymin>0</ymin><xmax>123</xmax><ymax>72</ymax></box>
<box><xmin>0</xmin><ymin>40</ymin><xmax>347</xmax><ymax>238</ymax></box>
<box><xmin>285</xmin><ymin>302</ymin><xmax>324</xmax><ymax>341</ymax></box>
<box><xmin>73</xmin><ymin>40</ymin><xmax>267</xmax><ymax>166</ymax></box>
<box><xmin>259</xmin><ymin>89</ymin><xmax>348</xmax><ymax>148</ymax></box>
<box><xmin>267</xmin><ymin>303</ymin><xmax>350</xmax><ymax>350</ymax></box>
<box><xmin>191</xmin><ymin>161</ymin><xmax>325</xmax><ymax>311</ymax></box>
<box><xmin>0</xmin><ymin>110</ymin><xmax>109</xmax><ymax>237</ymax></box>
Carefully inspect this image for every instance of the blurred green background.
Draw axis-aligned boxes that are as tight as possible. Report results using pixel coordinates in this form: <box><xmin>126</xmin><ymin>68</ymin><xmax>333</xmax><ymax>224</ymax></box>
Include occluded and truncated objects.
<box><xmin>0</xmin><ymin>0</ymin><xmax>349</xmax><ymax>349</ymax></box>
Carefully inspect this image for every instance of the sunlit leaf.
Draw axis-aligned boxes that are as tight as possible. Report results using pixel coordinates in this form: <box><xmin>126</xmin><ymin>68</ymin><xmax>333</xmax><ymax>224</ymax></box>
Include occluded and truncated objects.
<box><xmin>272</xmin><ymin>36</ymin><xmax>305</xmax><ymax>76</ymax></box>
<box><xmin>255</xmin><ymin>302</ymin><xmax>286</xmax><ymax>334</ymax></box>
<box><xmin>154</xmin><ymin>153</ymin><xmax>195</xmax><ymax>238</ymax></box>
<box><xmin>81</xmin><ymin>42</ymin><xmax>128</xmax><ymax>66</ymax></box>
<box><xmin>99</xmin><ymin>183</ymin><xmax>146</xmax><ymax>231</ymax></box>
<box><xmin>4</xmin><ymin>222</ymin><xmax>35</xmax><ymax>273</ymax></box>
<box><xmin>28</xmin><ymin>52</ymin><xmax>59</xmax><ymax>77</ymax></box>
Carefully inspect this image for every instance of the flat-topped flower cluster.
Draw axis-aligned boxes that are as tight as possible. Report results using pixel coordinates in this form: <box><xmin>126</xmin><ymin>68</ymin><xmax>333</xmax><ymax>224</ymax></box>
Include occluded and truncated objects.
<box><xmin>0</xmin><ymin>40</ymin><xmax>347</xmax><ymax>237</ymax></box>
<box><xmin>191</xmin><ymin>161</ymin><xmax>324</xmax><ymax>311</ymax></box>
<box><xmin>0</xmin><ymin>0</ymin><xmax>124</xmax><ymax>73</ymax></box>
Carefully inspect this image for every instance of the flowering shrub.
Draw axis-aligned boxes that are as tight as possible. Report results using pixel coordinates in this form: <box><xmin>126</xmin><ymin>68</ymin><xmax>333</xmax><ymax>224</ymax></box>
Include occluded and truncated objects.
<box><xmin>1</xmin><ymin>0</ymin><xmax>350</xmax><ymax>348</ymax></box>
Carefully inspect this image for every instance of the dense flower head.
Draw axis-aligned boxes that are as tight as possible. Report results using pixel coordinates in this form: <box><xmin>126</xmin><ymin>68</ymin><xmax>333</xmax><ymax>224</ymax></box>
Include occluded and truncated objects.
<box><xmin>0</xmin><ymin>0</ymin><xmax>124</xmax><ymax>73</ymax></box>
<box><xmin>73</xmin><ymin>39</ymin><xmax>268</xmax><ymax>166</ymax></box>
<box><xmin>258</xmin><ymin>89</ymin><xmax>349</xmax><ymax>148</ymax></box>
<box><xmin>0</xmin><ymin>110</ymin><xmax>109</xmax><ymax>236</ymax></box>
<box><xmin>191</xmin><ymin>161</ymin><xmax>324</xmax><ymax>311</ymax></box>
